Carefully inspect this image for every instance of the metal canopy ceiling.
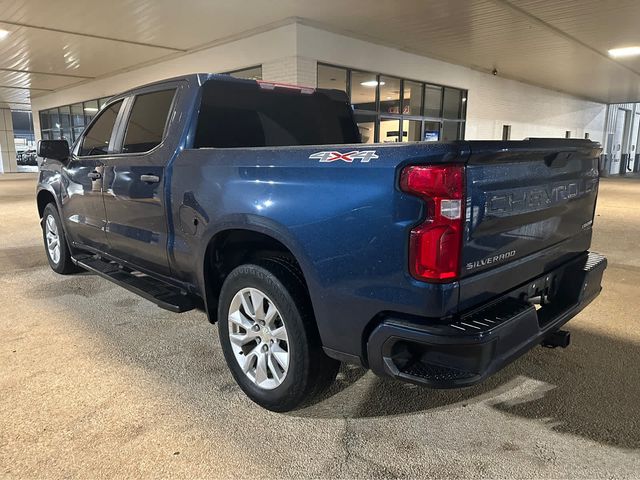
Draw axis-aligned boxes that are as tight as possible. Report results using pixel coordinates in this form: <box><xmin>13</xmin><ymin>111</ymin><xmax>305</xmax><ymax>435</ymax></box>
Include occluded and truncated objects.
<box><xmin>1</xmin><ymin>0</ymin><xmax>639</xmax><ymax>110</ymax></box>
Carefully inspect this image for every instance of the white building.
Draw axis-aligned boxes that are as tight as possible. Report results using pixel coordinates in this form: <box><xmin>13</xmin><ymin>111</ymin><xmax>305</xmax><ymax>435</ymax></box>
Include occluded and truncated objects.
<box><xmin>31</xmin><ymin>23</ymin><xmax>608</xmax><ymax>144</ymax></box>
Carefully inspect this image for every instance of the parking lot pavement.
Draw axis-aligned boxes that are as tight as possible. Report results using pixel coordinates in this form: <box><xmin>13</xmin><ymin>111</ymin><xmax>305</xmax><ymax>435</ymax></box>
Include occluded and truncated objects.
<box><xmin>1</xmin><ymin>173</ymin><xmax>639</xmax><ymax>478</ymax></box>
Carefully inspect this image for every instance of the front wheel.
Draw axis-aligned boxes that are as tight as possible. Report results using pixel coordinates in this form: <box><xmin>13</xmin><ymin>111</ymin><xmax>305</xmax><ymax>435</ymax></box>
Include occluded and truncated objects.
<box><xmin>41</xmin><ymin>203</ymin><xmax>80</xmax><ymax>274</ymax></box>
<box><xmin>217</xmin><ymin>261</ymin><xmax>339</xmax><ymax>411</ymax></box>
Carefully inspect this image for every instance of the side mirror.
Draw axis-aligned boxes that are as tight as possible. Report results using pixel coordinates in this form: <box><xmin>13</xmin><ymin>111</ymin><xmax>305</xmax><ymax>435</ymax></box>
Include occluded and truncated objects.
<box><xmin>37</xmin><ymin>140</ymin><xmax>70</xmax><ymax>162</ymax></box>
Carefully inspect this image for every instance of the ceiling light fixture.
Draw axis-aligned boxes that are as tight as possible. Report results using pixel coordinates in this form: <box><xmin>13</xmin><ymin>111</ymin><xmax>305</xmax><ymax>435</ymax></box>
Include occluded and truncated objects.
<box><xmin>84</xmin><ymin>107</ymin><xmax>99</xmax><ymax>112</ymax></box>
<box><xmin>360</xmin><ymin>80</ymin><xmax>385</xmax><ymax>87</ymax></box>
<box><xmin>608</xmin><ymin>46</ymin><xmax>640</xmax><ymax>58</ymax></box>
<box><xmin>0</xmin><ymin>29</ymin><xmax>10</xmax><ymax>40</ymax></box>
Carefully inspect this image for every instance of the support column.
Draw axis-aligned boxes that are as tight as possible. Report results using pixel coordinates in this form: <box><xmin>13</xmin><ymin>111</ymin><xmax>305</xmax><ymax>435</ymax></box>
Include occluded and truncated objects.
<box><xmin>262</xmin><ymin>56</ymin><xmax>317</xmax><ymax>88</ymax></box>
<box><xmin>0</xmin><ymin>109</ymin><xmax>18</xmax><ymax>173</ymax></box>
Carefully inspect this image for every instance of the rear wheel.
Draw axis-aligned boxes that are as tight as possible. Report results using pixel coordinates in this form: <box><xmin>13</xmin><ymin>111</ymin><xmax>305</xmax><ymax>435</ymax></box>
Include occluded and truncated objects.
<box><xmin>217</xmin><ymin>260</ymin><xmax>339</xmax><ymax>411</ymax></box>
<box><xmin>42</xmin><ymin>203</ymin><xmax>79</xmax><ymax>274</ymax></box>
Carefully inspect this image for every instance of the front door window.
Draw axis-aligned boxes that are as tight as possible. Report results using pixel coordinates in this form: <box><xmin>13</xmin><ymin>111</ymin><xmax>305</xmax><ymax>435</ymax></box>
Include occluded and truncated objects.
<box><xmin>78</xmin><ymin>100</ymin><xmax>123</xmax><ymax>156</ymax></box>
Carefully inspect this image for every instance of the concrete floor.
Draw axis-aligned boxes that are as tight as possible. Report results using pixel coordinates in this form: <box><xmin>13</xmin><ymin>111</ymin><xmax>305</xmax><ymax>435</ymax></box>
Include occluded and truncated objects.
<box><xmin>1</xmin><ymin>173</ymin><xmax>639</xmax><ymax>479</ymax></box>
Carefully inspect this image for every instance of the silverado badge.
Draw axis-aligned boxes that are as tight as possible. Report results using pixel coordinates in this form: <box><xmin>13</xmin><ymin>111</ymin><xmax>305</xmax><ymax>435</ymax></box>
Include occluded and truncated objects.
<box><xmin>466</xmin><ymin>249</ymin><xmax>517</xmax><ymax>271</ymax></box>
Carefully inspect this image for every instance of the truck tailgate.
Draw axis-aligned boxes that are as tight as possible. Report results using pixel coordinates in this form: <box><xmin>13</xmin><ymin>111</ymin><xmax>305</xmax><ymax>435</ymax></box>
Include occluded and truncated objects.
<box><xmin>459</xmin><ymin>139</ymin><xmax>601</xmax><ymax>309</ymax></box>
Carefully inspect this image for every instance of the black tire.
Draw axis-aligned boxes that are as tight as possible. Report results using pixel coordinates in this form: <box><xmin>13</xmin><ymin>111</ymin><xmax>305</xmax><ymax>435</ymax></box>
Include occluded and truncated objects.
<box><xmin>217</xmin><ymin>260</ymin><xmax>340</xmax><ymax>412</ymax></box>
<box><xmin>41</xmin><ymin>203</ymin><xmax>80</xmax><ymax>275</ymax></box>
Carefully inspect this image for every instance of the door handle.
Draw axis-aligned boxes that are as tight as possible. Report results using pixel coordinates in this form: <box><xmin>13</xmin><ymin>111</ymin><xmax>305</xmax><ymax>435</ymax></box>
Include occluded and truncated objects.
<box><xmin>140</xmin><ymin>174</ymin><xmax>160</xmax><ymax>183</ymax></box>
<box><xmin>88</xmin><ymin>171</ymin><xmax>101</xmax><ymax>180</ymax></box>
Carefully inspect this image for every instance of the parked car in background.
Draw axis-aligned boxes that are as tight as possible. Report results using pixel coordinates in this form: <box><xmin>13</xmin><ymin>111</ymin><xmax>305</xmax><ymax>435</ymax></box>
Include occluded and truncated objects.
<box><xmin>36</xmin><ymin>74</ymin><xmax>607</xmax><ymax>411</ymax></box>
<box><xmin>17</xmin><ymin>149</ymin><xmax>38</xmax><ymax>166</ymax></box>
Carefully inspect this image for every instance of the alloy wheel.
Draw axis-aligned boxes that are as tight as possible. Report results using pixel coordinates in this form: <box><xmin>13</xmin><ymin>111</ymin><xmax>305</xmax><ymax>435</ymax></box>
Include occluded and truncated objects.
<box><xmin>45</xmin><ymin>214</ymin><xmax>61</xmax><ymax>265</ymax></box>
<box><xmin>227</xmin><ymin>287</ymin><xmax>289</xmax><ymax>390</ymax></box>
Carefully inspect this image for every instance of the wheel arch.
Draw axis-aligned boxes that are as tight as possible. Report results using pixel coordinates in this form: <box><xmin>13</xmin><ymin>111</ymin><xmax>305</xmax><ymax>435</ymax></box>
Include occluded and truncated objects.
<box><xmin>36</xmin><ymin>188</ymin><xmax>58</xmax><ymax>218</ymax></box>
<box><xmin>201</xmin><ymin>227</ymin><xmax>314</xmax><ymax>324</ymax></box>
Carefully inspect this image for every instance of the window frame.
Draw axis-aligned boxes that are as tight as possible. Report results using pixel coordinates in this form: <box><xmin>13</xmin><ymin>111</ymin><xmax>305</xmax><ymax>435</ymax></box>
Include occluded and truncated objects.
<box><xmin>104</xmin><ymin>82</ymin><xmax>182</xmax><ymax>158</ymax></box>
<box><xmin>115</xmin><ymin>87</ymin><xmax>178</xmax><ymax>156</ymax></box>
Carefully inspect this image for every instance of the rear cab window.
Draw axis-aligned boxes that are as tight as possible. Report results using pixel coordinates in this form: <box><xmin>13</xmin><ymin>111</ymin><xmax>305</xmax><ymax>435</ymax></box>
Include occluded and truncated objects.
<box><xmin>194</xmin><ymin>79</ymin><xmax>360</xmax><ymax>148</ymax></box>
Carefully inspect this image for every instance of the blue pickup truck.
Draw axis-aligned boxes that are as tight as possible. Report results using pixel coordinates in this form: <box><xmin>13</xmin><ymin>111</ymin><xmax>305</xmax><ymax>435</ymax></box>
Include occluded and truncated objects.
<box><xmin>36</xmin><ymin>74</ymin><xmax>606</xmax><ymax>411</ymax></box>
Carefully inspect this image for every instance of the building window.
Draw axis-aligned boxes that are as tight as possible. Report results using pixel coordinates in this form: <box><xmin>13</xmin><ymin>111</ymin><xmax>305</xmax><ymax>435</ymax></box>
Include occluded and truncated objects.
<box><xmin>39</xmin><ymin>96</ymin><xmax>112</xmax><ymax>144</ymax></box>
<box><xmin>565</xmin><ymin>130</ymin><xmax>572</xmax><ymax>138</ymax></box>
<box><xmin>226</xmin><ymin>66</ymin><xmax>262</xmax><ymax>80</ymax></box>
<box><xmin>349</xmin><ymin>70</ymin><xmax>378</xmax><ymax>112</ymax></box>
<box><xmin>317</xmin><ymin>63</ymin><xmax>467</xmax><ymax>143</ymax></box>
<box><xmin>502</xmin><ymin>125</ymin><xmax>511</xmax><ymax>140</ymax></box>
<box><xmin>316</xmin><ymin>64</ymin><xmax>347</xmax><ymax>93</ymax></box>
<box><xmin>442</xmin><ymin>87</ymin><xmax>465</xmax><ymax>119</ymax></box>
<box><xmin>403</xmin><ymin>81</ymin><xmax>423</xmax><ymax>116</ymax></box>
<box><xmin>379</xmin><ymin>76</ymin><xmax>401</xmax><ymax>114</ymax></box>
<box><xmin>11</xmin><ymin>111</ymin><xmax>35</xmax><ymax>152</ymax></box>
<box><xmin>424</xmin><ymin>86</ymin><xmax>443</xmax><ymax>118</ymax></box>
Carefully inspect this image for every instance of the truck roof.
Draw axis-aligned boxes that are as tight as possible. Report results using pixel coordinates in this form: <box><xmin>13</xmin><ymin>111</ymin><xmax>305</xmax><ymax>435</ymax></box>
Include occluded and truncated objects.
<box><xmin>115</xmin><ymin>73</ymin><xmax>317</xmax><ymax>98</ymax></box>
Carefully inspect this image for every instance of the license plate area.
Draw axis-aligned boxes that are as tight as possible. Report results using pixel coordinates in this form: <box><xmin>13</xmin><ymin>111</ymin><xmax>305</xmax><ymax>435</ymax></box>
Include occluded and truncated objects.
<box><xmin>455</xmin><ymin>252</ymin><xmax>605</xmax><ymax>332</ymax></box>
<box><xmin>511</xmin><ymin>264</ymin><xmax>583</xmax><ymax>328</ymax></box>
<box><xmin>522</xmin><ymin>272</ymin><xmax>558</xmax><ymax>308</ymax></box>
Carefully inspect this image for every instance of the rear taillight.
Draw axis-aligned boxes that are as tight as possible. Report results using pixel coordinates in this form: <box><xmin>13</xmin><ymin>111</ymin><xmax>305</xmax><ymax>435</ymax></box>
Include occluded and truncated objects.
<box><xmin>400</xmin><ymin>165</ymin><xmax>465</xmax><ymax>282</ymax></box>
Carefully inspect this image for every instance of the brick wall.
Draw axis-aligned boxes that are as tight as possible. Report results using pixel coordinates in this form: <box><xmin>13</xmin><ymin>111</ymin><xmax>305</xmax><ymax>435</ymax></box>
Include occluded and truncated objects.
<box><xmin>466</xmin><ymin>76</ymin><xmax>606</xmax><ymax>141</ymax></box>
<box><xmin>262</xmin><ymin>56</ymin><xmax>317</xmax><ymax>88</ymax></box>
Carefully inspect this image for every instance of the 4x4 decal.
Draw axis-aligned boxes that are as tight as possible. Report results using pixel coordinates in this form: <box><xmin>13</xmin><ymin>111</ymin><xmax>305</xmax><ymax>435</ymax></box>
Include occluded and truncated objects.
<box><xmin>309</xmin><ymin>150</ymin><xmax>379</xmax><ymax>163</ymax></box>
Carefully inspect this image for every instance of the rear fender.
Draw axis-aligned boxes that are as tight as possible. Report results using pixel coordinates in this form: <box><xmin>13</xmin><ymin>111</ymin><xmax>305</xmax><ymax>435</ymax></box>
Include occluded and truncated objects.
<box><xmin>198</xmin><ymin>214</ymin><xmax>316</xmax><ymax>319</ymax></box>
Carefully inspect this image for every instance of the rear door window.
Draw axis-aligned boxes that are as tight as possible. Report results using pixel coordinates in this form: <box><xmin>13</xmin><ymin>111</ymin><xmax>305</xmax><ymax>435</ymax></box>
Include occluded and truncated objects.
<box><xmin>122</xmin><ymin>89</ymin><xmax>175</xmax><ymax>153</ymax></box>
<box><xmin>78</xmin><ymin>100</ymin><xmax>123</xmax><ymax>156</ymax></box>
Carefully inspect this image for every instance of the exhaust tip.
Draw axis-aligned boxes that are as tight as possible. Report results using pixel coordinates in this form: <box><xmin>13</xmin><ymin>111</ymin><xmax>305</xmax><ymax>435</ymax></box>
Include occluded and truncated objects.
<box><xmin>542</xmin><ymin>330</ymin><xmax>571</xmax><ymax>349</ymax></box>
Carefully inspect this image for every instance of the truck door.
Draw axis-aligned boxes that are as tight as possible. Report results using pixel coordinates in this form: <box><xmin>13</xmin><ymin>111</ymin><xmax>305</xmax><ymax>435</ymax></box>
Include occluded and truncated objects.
<box><xmin>62</xmin><ymin>99</ymin><xmax>124</xmax><ymax>251</ymax></box>
<box><xmin>101</xmin><ymin>87</ymin><xmax>177</xmax><ymax>276</ymax></box>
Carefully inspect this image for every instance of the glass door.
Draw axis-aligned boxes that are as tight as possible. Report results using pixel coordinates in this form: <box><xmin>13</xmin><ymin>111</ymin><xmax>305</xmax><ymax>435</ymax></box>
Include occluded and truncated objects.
<box><xmin>379</xmin><ymin>117</ymin><xmax>402</xmax><ymax>142</ymax></box>
<box><xmin>423</xmin><ymin>121</ymin><xmax>441</xmax><ymax>142</ymax></box>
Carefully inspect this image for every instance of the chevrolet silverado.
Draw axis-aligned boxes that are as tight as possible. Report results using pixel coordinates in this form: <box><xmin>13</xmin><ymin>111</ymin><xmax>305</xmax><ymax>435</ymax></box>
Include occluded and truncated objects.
<box><xmin>36</xmin><ymin>74</ymin><xmax>607</xmax><ymax>411</ymax></box>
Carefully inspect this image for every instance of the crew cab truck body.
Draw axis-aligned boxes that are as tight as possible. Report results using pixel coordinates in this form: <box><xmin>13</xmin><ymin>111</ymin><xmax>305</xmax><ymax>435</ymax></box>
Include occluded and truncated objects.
<box><xmin>36</xmin><ymin>74</ymin><xmax>606</xmax><ymax>411</ymax></box>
